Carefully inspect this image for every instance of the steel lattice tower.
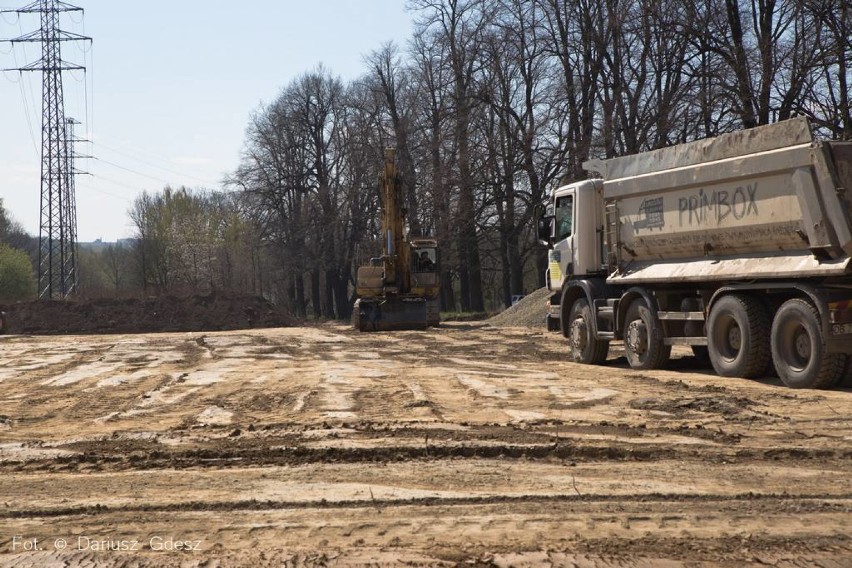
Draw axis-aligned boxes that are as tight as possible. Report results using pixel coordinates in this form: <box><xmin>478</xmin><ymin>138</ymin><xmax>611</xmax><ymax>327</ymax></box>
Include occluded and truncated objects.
<box><xmin>64</xmin><ymin>116</ymin><xmax>82</xmax><ymax>293</ymax></box>
<box><xmin>1</xmin><ymin>0</ymin><xmax>90</xmax><ymax>298</ymax></box>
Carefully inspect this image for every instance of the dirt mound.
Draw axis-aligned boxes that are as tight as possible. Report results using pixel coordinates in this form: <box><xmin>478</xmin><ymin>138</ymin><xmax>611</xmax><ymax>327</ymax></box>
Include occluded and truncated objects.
<box><xmin>487</xmin><ymin>287</ymin><xmax>552</xmax><ymax>328</ymax></box>
<box><xmin>0</xmin><ymin>291</ymin><xmax>296</xmax><ymax>335</ymax></box>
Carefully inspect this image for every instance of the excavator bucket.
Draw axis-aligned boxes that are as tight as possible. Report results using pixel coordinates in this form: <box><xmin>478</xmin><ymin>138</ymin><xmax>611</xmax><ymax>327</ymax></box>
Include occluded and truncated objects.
<box><xmin>353</xmin><ymin>297</ymin><xmax>428</xmax><ymax>332</ymax></box>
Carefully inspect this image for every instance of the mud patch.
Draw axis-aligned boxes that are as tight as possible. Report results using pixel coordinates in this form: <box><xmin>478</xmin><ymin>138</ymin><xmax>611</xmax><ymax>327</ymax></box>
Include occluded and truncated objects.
<box><xmin>629</xmin><ymin>395</ymin><xmax>756</xmax><ymax>417</ymax></box>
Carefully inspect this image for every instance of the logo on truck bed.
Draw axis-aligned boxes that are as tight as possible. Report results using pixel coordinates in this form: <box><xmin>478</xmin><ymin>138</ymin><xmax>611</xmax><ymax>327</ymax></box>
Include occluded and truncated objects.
<box><xmin>678</xmin><ymin>185</ymin><xmax>758</xmax><ymax>226</ymax></box>
<box><xmin>633</xmin><ymin>197</ymin><xmax>665</xmax><ymax>230</ymax></box>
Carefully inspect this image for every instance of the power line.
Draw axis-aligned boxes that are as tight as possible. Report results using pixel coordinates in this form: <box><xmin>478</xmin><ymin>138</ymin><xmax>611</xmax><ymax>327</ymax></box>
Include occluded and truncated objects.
<box><xmin>93</xmin><ymin>141</ymin><xmax>220</xmax><ymax>186</ymax></box>
<box><xmin>77</xmin><ymin>179</ymin><xmax>134</xmax><ymax>202</ymax></box>
<box><xmin>17</xmin><ymin>73</ymin><xmax>38</xmax><ymax>153</ymax></box>
<box><xmin>0</xmin><ymin>9</ymin><xmax>17</xmax><ymax>25</ymax></box>
<box><xmin>17</xmin><ymin>15</ymin><xmax>42</xmax><ymax>153</ymax></box>
<box><xmin>94</xmin><ymin>132</ymin><xmax>223</xmax><ymax>181</ymax></box>
<box><xmin>2</xmin><ymin>28</ymin><xmax>40</xmax><ymax>154</ymax></box>
<box><xmin>93</xmin><ymin>156</ymin><xmax>188</xmax><ymax>187</ymax></box>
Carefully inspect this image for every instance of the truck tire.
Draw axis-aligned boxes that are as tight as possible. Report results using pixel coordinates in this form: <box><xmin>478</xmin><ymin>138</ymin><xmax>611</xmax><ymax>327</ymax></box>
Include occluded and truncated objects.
<box><xmin>566</xmin><ymin>298</ymin><xmax>609</xmax><ymax>364</ymax></box>
<box><xmin>707</xmin><ymin>295</ymin><xmax>770</xmax><ymax>378</ymax></box>
<box><xmin>623</xmin><ymin>299</ymin><xmax>670</xmax><ymax>370</ymax></box>
<box><xmin>771</xmin><ymin>298</ymin><xmax>845</xmax><ymax>389</ymax></box>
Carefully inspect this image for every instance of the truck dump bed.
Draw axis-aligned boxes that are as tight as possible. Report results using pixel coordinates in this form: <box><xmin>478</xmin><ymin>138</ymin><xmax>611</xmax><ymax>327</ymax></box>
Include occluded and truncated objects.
<box><xmin>585</xmin><ymin>118</ymin><xmax>852</xmax><ymax>283</ymax></box>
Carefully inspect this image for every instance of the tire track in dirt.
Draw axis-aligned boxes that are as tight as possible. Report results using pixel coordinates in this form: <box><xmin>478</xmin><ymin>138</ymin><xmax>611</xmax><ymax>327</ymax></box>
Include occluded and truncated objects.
<box><xmin>3</xmin><ymin>492</ymin><xmax>851</xmax><ymax>519</ymax></box>
<box><xmin>3</xmin><ymin>433</ymin><xmax>850</xmax><ymax>474</ymax></box>
<box><xmin>1</xmin><ymin>501</ymin><xmax>850</xmax><ymax>566</ymax></box>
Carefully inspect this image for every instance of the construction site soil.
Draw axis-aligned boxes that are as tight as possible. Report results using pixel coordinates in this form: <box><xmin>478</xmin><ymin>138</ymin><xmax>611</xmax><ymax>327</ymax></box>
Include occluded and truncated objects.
<box><xmin>0</xmin><ymin>300</ymin><xmax>850</xmax><ymax>567</ymax></box>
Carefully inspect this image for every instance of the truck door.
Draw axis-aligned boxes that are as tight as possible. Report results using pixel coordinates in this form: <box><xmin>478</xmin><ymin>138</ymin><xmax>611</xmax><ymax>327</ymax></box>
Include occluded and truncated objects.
<box><xmin>550</xmin><ymin>191</ymin><xmax>575</xmax><ymax>288</ymax></box>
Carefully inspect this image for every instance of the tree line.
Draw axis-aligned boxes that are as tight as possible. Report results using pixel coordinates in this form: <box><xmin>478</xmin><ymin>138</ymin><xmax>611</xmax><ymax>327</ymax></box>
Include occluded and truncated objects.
<box><xmin>82</xmin><ymin>0</ymin><xmax>852</xmax><ymax>317</ymax></box>
<box><xmin>0</xmin><ymin>199</ymin><xmax>36</xmax><ymax>302</ymax></box>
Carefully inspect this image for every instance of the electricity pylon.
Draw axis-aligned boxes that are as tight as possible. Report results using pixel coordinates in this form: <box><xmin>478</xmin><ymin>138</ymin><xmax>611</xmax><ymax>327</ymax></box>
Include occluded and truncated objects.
<box><xmin>1</xmin><ymin>0</ymin><xmax>90</xmax><ymax>299</ymax></box>
<box><xmin>64</xmin><ymin>116</ymin><xmax>86</xmax><ymax>294</ymax></box>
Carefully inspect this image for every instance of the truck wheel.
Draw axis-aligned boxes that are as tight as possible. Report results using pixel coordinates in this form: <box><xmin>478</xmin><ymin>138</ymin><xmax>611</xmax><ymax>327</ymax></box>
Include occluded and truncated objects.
<box><xmin>567</xmin><ymin>299</ymin><xmax>609</xmax><ymax>364</ymax></box>
<box><xmin>771</xmin><ymin>298</ymin><xmax>844</xmax><ymax>389</ymax></box>
<box><xmin>707</xmin><ymin>295</ymin><xmax>769</xmax><ymax>378</ymax></box>
<box><xmin>623</xmin><ymin>299</ymin><xmax>670</xmax><ymax>370</ymax></box>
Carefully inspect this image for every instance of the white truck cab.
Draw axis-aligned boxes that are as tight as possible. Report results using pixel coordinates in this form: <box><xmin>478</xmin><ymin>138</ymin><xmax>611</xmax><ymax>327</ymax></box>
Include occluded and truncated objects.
<box><xmin>540</xmin><ymin>179</ymin><xmax>604</xmax><ymax>291</ymax></box>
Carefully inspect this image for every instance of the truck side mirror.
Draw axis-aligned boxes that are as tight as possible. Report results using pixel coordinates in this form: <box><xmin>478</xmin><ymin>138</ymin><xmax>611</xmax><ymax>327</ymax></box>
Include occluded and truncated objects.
<box><xmin>534</xmin><ymin>203</ymin><xmax>556</xmax><ymax>247</ymax></box>
<box><xmin>537</xmin><ymin>214</ymin><xmax>554</xmax><ymax>247</ymax></box>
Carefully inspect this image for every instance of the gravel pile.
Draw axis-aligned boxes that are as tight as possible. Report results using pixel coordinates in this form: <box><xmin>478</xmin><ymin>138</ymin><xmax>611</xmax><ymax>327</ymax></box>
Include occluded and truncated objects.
<box><xmin>487</xmin><ymin>287</ymin><xmax>553</xmax><ymax>328</ymax></box>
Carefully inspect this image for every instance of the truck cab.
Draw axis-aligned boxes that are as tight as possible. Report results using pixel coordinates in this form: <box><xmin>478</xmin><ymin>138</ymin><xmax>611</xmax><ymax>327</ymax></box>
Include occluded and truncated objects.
<box><xmin>539</xmin><ymin>179</ymin><xmax>606</xmax><ymax>330</ymax></box>
<box><xmin>540</xmin><ymin>179</ymin><xmax>605</xmax><ymax>288</ymax></box>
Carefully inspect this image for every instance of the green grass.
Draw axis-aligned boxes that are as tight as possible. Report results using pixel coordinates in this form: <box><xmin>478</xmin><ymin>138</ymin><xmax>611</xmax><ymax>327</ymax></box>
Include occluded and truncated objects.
<box><xmin>439</xmin><ymin>311</ymin><xmax>492</xmax><ymax>322</ymax></box>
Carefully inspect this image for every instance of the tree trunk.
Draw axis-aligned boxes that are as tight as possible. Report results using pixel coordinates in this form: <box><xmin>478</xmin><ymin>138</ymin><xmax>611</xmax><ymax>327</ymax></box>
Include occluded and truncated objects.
<box><xmin>334</xmin><ymin>267</ymin><xmax>351</xmax><ymax>320</ymax></box>
<box><xmin>725</xmin><ymin>0</ymin><xmax>758</xmax><ymax>127</ymax></box>
<box><xmin>499</xmin><ymin>228</ymin><xmax>511</xmax><ymax>309</ymax></box>
<box><xmin>323</xmin><ymin>268</ymin><xmax>336</xmax><ymax>319</ymax></box>
<box><xmin>456</xmin><ymin>100</ymin><xmax>484</xmax><ymax>313</ymax></box>
<box><xmin>295</xmin><ymin>273</ymin><xmax>307</xmax><ymax>318</ymax></box>
<box><xmin>509</xmin><ymin>227</ymin><xmax>523</xmax><ymax>296</ymax></box>
<box><xmin>839</xmin><ymin>0</ymin><xmax>851</xmax><ymax>139</ymax></box>
<box><xmin>441</xmin><ymin>269</ymin><xmax>456</xmax><ymax>312</ymax></box>
<box><xmin>287</xmin><ymin>273</ymin><xmax>296</xmax><ymax>307</ymax></box>
<box><xmin>310</xmin><ymin>269</ymin><xmax>321</xmax><ymax>319</ymax></box>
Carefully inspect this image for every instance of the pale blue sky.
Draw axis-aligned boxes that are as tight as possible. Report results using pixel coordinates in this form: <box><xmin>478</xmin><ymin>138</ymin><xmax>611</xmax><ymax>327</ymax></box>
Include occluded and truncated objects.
<box><xmin>0</xmin><ymin>1</ymin><xmax>414</xmax><ymax>241</ymax></box>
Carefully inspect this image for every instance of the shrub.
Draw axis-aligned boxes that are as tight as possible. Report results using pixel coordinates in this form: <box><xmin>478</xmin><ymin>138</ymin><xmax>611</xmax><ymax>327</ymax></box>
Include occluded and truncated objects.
<box><xmin>0</xmin><ymin>245</ymin><xmax>36</xmax><ymax>302</ymax></box>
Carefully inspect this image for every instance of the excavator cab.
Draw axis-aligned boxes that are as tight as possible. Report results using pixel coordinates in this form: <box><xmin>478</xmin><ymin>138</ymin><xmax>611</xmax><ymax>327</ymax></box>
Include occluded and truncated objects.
<box><xmin>414</xmin><ymin>248</ymin><xmax>436</xmax><ymax>273</ymax></box>
<box><xmin>411</xmin><ymin>241</ymin><xmax>438</xmax><ymax>275</ymax></box>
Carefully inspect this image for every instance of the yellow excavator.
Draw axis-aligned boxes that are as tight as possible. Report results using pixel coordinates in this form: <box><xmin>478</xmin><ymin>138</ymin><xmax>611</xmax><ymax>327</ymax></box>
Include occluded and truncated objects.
<box><xmin>353</xmin><ymin>149</ymin><xmax>440</xmax><ymax>331</ymax></box>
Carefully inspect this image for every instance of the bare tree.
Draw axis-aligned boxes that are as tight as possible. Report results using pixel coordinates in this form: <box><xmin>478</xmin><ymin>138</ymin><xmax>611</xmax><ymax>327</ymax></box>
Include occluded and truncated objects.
<box><xmin>409</xmin><ymin>28</ymin><xmax>459</xmax><ymax>310</ymax></box>
<box><xmin>366</xmin><ymin>43</ymin><xmax>424</xmax><ymax>236</ymax></box>
<box><xmin>411</xmin><ymin>0</ymin><xmax>491</xmax><ymax>313</ymax></box>
<box><xmin>803</xmin><ymin>0</ymin><xmax>852</xmax><ymax>139</ymax></box>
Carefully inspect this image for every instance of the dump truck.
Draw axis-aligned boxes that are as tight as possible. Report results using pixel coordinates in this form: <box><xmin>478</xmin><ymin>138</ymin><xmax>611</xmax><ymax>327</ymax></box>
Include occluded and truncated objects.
<box><xmin>538</xmin><ymin>117</ymin><xmax>852</xmax><ymax>388</ymax></box>
<box><xmin>353</xmin><ymin>149</ymin><xmax>440</xmax><ymax>331</ymax></box>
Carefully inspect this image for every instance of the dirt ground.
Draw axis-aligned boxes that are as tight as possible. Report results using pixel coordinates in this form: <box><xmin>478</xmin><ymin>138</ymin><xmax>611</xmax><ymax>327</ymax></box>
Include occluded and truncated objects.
<box><xmin>0</xmin><ymin>322</ymin><xmax>850</xmax><ymax>567</ymax></box>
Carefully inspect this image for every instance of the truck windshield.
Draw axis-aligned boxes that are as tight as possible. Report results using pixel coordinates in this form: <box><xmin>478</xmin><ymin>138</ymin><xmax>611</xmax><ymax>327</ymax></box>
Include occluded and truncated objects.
<box><xmin>555</xmin><ymin>195</ymin><xmax>573</xmax><ymax>240</ymax></box>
